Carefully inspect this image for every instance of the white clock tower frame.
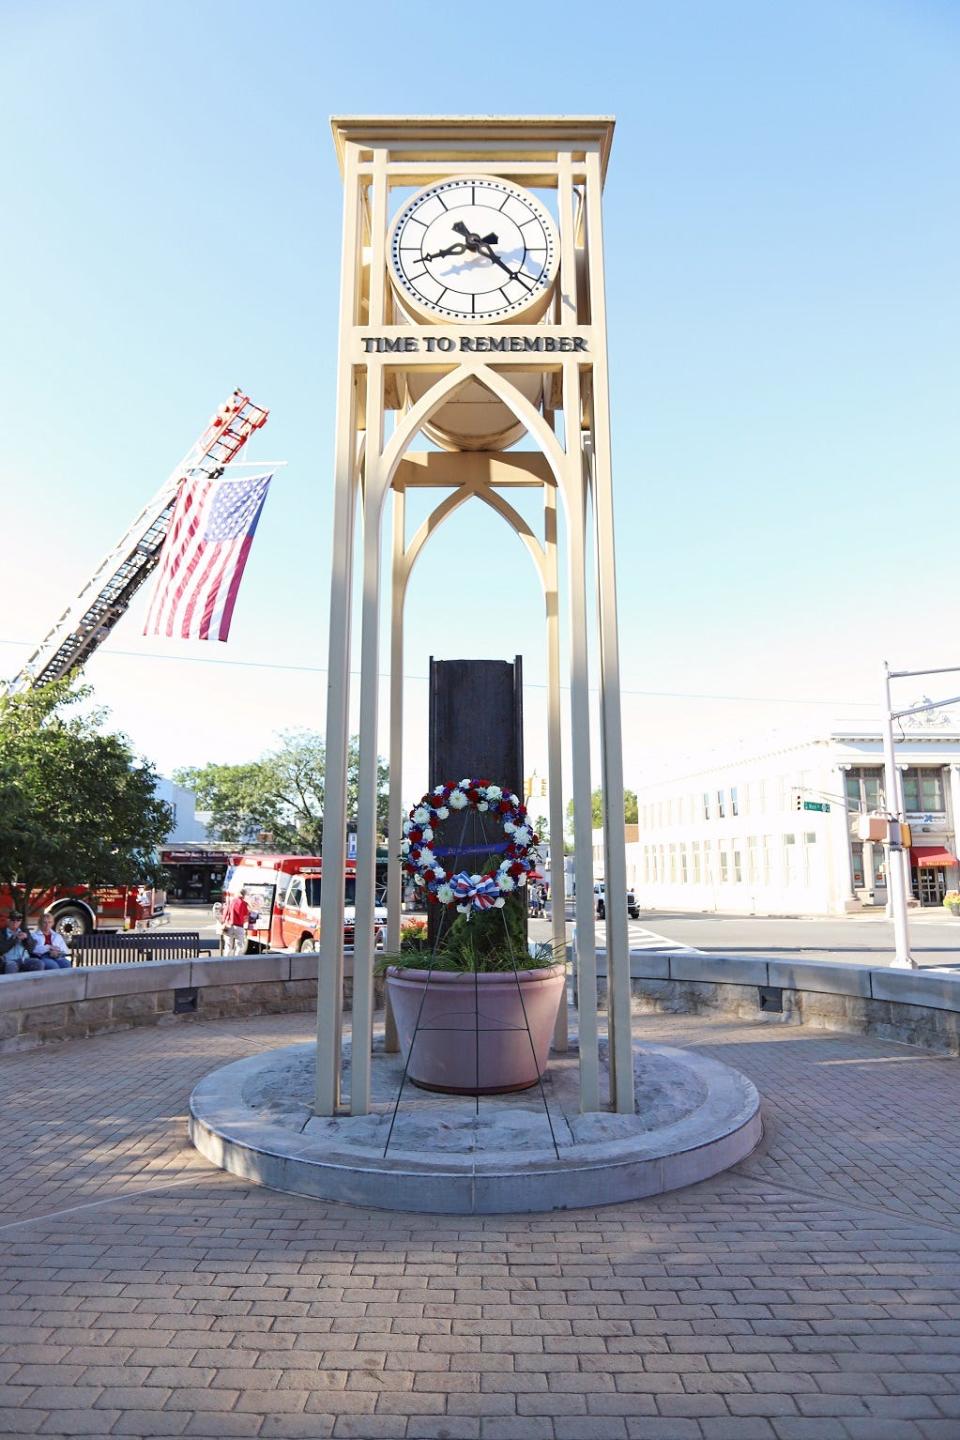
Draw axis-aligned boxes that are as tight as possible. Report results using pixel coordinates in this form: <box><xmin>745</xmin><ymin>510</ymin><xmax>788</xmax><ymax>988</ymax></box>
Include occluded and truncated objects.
<box><xmin>317</xmin><ymin>116</ymin><xmax>635</xmax><ymax>1118</ymax></box>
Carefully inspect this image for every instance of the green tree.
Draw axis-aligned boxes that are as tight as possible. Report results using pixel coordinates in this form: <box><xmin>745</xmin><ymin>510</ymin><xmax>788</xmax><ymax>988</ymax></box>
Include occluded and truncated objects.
<box><xmin>0</xmin><ymin>680</ymin><xmax>172</xmax><ymax>914</ymax></box>
<box><xmin>565</xmin><ymin>786</ymin><xmax>638</xmax><ymax>841</ymax></box>
<box><xmin>175</xmin><ymin>732</ymin><xmax>390</xmax><ymax>853</ymax></box>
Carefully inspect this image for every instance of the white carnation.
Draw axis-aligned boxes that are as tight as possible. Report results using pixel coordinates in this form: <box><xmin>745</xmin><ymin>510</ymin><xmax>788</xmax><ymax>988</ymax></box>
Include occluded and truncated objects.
<box><xmin>419</xmin><ymin>847</ymin><xmax>435</xmax><ymax>866</ymax></box>
<box><xmin>422</xmin><ymin>826</ymin><xmax>433</xmax><ymax>842</ymax></box>
<box><xmin>503</xmin><ymin>821</ymin><xmax>516</xmax><ymax>834</ymax></box>
<box><xmin>485</xmin><ymin>785</ymin><xmax>502</xmax><ymax>800</ymax></box>
<box><xmin>437</xmin><ymin>884</ymin><xmax>454</xmax><ymax>904</ymax></box>
<box><xmin>401</xmin><ymin>840</ymin><xmax>410</xmax><ymax>854</ymax></box>
<box><xmin>436</xmin><ymin>806</ymin><xmax>449</xmax><ymax>820</ymax></box>
<box><xmin>449</xmin><ymin>789</ymin><xmax>468</xmax><ymax>810</ymax></box>
<box><xmin>414</xmin><ymin>873</ymin><xmax>425</xmax><ymax>886</ymax></box>
<box><xmin>433</xmin><ymin>785</ymin><xmax>446</xmax><ymax>796</ymax></box>
<box><xmin>514</xmin><ymin>827</ymin><xmax>531</xmax><ymax>846</ymax></box>
<box><xmin>508</xmin><ymin>793</ymin><xmax>519</xmax><ymax>805</ymax></box>
<box><xmin>477</xmin><ymin>802</ymin><xmax>488</xmax><ymax>812</ymax></box>
<box><xmin>496</xmin><ymin>873</ymin><xmax>515</xmax><ymax>892</ymax></box>
<box><xmin>459</xmin><ymin>777</ymin><xmax>471</xmax><ymax>788</ymax></box>
<box><xmin>433</xmin><ymin>867</ymin><xmax>445</xmax><ymax>880</ymax></box>
<box><xmin>413</xmin><ymin>807</ymin><xmax>430</xmax><ymax>825</ymax></box>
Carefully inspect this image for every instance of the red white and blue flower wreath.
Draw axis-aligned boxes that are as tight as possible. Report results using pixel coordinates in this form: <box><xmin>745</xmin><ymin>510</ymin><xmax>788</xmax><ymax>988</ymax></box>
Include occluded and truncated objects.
<box><xmin>401</xmin><ymin>779</ymin><xmax>542</xmax><ymax>915</ymax></box>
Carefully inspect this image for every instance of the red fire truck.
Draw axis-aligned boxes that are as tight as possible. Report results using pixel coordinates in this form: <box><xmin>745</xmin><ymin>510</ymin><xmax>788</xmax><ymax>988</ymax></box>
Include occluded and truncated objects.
<box><xmin>216</xmin><ymin>854</ymin><xmax>387</xmax><ymax>954</ymax></box>
<box><xmin>0</xmin><ymin>884</ymin><xmax>166</xmax><ymax>939</ymax></box>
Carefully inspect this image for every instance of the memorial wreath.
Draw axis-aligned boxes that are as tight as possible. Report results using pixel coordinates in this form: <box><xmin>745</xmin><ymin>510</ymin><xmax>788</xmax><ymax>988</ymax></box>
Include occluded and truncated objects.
<box><xmin>401</xmin><ymin>779</ymin><xmax>541</xmax><ymax>915</ymax></box>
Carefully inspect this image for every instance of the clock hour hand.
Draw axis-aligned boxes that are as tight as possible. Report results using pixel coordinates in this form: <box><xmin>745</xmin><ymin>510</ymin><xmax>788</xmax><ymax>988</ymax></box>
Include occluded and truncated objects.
<box><xmin>421</xmin><ymin>242</ymin><xmax>468</xmax><ymax>262</ymax></box>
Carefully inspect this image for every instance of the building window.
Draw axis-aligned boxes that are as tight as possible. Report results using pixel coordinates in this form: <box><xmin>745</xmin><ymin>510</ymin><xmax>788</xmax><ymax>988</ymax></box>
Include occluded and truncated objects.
<box><xmin>731</xmin><ymin>786</ymin><xmax>739</xmax><ymax>817</ymax></box>
<box><xmin>692</xmin><ymin>840</ymin><xmax>701</xmax><ymax>883</ymax></box>
<box><xmin>703</xmin><ymin>841</ymin><xmax>712</xmax><ymax>884</ymax></box>
<box><xmin>733</xmin><ymin>845</ymin><xmax>742</xmax><ymax>883</ymax></box>
<box><xmin>758</xmin><ymin>779</ymin><xmax>766</xmax><ymax>814</ymax></box>
<box><xmin>747</xmin><ymin>836</ymin><xmax>758</xmax><ymax>883</ymax></box>
<box><xmin>783</xmin><ymin>833</ymin><xmax>797</xmax><ymax>884</ymax></box>
<box><xmin>719</xmin><ymin>845</ymin><xmax>729</xmax><ymax>882</ymax></box>
<box><xmin>762</xmin><ymin>835</ymin><xmax>772</xmax><ymax>885</ymax></box>
<box><xmin>669</xmin><ymin>843</ymin><xmax>677</xmax><ymax>883</ymax></box>
<box><xmin>717</xmin><ymin>790</ymin><xmax>726</xmax><ymax>819</ymax></box>
<box><xmin>902</xmin><ymin>767</ymin><xmax>945</xmax><ymax>813</ymax></box>
<box><xmin>851</xmin><ymin>842</ymin><xmax>865</xmax><ymax>888</ymax></box>
<box><xmin>703</xmin><ymin>791</ymin><xmax>710</xmax><ymax>820</ymax></box>
<box><xmin>845</xmin><ymin>767</ymin><xmax>885</xmax><ymax>814</ymax></box>
<box><xmin>680</xmin><ymin>845</ymin><xmax>688</xmax><ymax>883</ymax></box>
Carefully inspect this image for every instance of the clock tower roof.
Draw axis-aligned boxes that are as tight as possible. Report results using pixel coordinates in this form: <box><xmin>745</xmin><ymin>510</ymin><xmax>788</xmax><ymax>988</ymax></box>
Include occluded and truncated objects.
<box><xmin>330</xmin><ymin>115</ymin><xmax>616</xmax><ymax>183</ymax></box>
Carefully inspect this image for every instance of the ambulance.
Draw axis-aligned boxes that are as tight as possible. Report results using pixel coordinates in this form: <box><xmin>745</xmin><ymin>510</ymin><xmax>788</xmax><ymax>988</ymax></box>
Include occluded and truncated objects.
<box><xmin>215</xmin><ymin>854</ymin><xmax>387</xmax><ymax>954</ymax></box>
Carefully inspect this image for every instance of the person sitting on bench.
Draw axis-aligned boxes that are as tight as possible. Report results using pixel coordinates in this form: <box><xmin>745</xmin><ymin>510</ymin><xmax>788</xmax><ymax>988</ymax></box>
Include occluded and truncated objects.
<box><xmin>30</xmin><ymin>914</ymin><xmax>72</xmax><ymax>970</ymax></box>
<box><xmin>0</xmin><ymin>911</ymin><xmax>44</xmax><ymax>974</ymax></box>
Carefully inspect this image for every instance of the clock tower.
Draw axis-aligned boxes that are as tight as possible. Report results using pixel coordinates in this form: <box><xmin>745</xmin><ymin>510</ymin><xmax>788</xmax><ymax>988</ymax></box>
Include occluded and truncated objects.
<box><xmin>316</xmin><ymin>116</ymin><xmax>635</xmax><ymax>1121</ymax></box>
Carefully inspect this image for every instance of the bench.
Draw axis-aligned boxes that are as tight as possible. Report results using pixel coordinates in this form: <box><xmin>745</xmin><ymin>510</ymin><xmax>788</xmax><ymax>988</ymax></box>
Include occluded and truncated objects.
<box><xmin>69</xmin><ymin>930</ymin><xmax>204</xmax><ymax>965</ymax></box>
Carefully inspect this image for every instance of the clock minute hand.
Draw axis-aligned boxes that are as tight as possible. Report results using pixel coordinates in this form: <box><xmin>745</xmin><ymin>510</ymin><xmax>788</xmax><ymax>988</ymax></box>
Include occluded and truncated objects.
<box><xmin>477</xmin><ymin>242</ymin><xmax>522</xmax><ymax>282</ymax></box>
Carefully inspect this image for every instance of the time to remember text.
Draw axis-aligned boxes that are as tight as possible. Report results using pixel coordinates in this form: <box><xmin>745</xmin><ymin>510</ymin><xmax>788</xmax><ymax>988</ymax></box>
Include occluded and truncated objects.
<box><xmin>360</xmin><ymin>335</ymin><xmax>589</xmax><ymax>355</ymax></box>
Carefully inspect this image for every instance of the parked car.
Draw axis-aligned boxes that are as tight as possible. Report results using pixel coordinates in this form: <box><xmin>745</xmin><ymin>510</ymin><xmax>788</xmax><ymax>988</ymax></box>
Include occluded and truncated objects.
<box><xmin>593</xmin><ymin>881</ymin><xmax>640</xmax><ymax>921</ymax></box>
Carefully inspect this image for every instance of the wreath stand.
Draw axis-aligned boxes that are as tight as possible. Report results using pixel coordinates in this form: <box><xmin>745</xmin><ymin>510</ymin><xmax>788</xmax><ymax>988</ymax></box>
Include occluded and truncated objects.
<box><xmin>382</xmin><ymin>781</ymin><xmax>562</xmax><ymax>1160</ymax></box>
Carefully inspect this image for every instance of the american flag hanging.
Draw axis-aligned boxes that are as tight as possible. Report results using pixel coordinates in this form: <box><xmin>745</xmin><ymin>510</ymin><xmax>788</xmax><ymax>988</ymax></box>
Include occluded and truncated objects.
<box><xmin>143</xmin><ymin>472</ymin><xmax>273</xmax><ymax>642</ymax></box>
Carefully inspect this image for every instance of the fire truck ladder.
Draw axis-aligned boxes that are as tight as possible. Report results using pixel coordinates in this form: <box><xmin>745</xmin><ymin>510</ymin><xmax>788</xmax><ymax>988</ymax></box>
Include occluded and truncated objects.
<box><xmin>6</xmin><ymin>390</ymin><xmax>269</xmax><ymax>695</ymax></box>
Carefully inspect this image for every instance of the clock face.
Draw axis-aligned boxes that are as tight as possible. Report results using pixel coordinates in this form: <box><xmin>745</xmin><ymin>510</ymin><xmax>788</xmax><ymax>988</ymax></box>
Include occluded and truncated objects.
<box><xmin>388</xmin><ymin>176</ymin><xmax>559</xmax><ymax>324</ymax></box>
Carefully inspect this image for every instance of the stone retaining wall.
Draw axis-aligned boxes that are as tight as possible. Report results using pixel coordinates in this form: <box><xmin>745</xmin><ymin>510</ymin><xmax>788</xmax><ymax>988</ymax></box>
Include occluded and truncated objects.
<box><xmin>0</xmin><ymin>953</ymin><xmax>377</xmax><ymax>1054</ymax></box>
<box><xmin>2</xmin><ymin>949</ymin><xmax>959</xmax><ymax>1057</ymax></box>
<box><xmin>588</xmin><ymin>951</ymin><xmax>960</xmax><ymax>1056</ymax></box>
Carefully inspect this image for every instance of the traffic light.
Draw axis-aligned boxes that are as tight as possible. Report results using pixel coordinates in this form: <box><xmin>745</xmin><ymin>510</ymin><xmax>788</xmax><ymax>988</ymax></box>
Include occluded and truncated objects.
<box><xmin>794</xmin><ymin>790</ymin><xmax>803</xmax><ymax>811</ymax></box>
<box><xmin>540</xmin><ymin>778</ymin><xmax>548</xmax><ymax>797</ymax></box>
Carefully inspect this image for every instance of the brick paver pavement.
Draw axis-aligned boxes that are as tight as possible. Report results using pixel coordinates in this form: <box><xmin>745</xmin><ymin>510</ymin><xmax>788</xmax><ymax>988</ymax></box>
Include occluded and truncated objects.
<box><xmin>1</xmin><ymin>1011</ymin><xmax>959</xmax><ymax>1439</ymax></box>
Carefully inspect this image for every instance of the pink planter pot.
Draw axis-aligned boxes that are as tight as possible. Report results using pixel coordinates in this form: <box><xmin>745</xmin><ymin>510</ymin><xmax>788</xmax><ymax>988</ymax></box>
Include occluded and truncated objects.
<box><xmin>386</xmin><ymin>964</ymin><xmax>567</xmax><ymax>1095</ymax></box>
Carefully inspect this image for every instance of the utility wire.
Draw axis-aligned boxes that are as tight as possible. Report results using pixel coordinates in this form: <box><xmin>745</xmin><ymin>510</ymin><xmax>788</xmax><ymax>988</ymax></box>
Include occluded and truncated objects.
<box><xmin>0</xmin><ymin>636</ymin><xmax>876</xmax><ymax>707</ymax></box>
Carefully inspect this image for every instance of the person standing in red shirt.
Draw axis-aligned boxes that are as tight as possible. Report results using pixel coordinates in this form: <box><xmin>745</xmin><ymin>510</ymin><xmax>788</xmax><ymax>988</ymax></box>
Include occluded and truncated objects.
<box><xmin>221</xmin><ymin>890</ymin><xmax>251</xmax><ymax>955</ymax></box>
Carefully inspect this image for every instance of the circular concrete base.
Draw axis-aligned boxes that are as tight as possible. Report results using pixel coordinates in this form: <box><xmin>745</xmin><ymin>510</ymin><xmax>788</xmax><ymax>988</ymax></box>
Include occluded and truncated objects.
<box><xmin>189</xmin><ymin>1040</ymin><xmax>761</xmax><ymax>1214</ymax></box>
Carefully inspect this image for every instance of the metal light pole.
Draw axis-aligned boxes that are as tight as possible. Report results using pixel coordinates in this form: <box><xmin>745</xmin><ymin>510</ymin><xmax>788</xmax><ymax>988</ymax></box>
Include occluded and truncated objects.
<box><xmin>881</xmin><ymin>662</ymin><xmax>914</xmax><ymax>968</ymax></box>
<box><xmin>881</xmin><ymin>660</ymin><xmax>960</xmax><ymax>969</ymax></box>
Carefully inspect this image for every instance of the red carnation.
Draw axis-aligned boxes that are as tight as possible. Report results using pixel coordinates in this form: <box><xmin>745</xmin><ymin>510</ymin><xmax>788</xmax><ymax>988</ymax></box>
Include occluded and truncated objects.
<box><xmin>499</xmin><ymin>800</ymin><xmax>511</xmax><ymax>813</ymax></box>
<box><xmin>510</xmin><ymin>863</ymin><xmax>525</xmax><ymax>878</ymax></box>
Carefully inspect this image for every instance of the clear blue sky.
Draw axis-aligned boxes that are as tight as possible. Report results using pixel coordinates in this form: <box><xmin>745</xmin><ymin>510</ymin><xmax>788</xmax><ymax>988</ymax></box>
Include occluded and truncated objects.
<box><xmin>3</xmin><ymin>0</ymin><xmax>958</xmax><ymax>803</ymax></box>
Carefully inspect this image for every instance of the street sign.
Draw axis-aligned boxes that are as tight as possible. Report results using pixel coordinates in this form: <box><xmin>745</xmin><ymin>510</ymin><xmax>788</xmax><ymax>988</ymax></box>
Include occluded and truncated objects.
<box><xmin>802</xmin><ymin>800</ymin><xmax>830</xmax><ymax>813</ymax></box>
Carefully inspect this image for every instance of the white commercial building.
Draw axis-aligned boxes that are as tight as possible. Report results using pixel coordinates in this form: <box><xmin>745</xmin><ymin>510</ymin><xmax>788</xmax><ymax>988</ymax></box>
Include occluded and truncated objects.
<box><xmin>154</xmin><ymin>778</ymin><xmax>205</xmax><ymax>845</ymax></box>
<box><xmin>620</xmin><ymin>722</ymin><xmax>960</xmax><ymax>917</ymax></box>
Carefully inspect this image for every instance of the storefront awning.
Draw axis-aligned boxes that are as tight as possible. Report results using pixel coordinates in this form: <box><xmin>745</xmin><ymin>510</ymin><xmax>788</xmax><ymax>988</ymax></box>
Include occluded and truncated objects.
<box><xmin>910</xmin><ymin>846</ymin><xmax>959</xmax><ymax>868</ymax></box>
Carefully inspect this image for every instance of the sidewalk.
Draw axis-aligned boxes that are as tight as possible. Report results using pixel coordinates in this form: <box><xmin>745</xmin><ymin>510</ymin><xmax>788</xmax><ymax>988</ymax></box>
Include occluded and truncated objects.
<box><xmin>1</xmin><ymin>1010</ymin><xmax>959</xmax><ymax>1437</ymax></box>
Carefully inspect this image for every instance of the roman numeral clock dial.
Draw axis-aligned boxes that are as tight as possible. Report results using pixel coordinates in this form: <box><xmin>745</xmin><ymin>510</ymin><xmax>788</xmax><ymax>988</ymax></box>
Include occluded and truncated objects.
<box><xmin>388</xmin><ymin>176</ymin><xmax>560</xmax><ymax>325</ymax></box>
